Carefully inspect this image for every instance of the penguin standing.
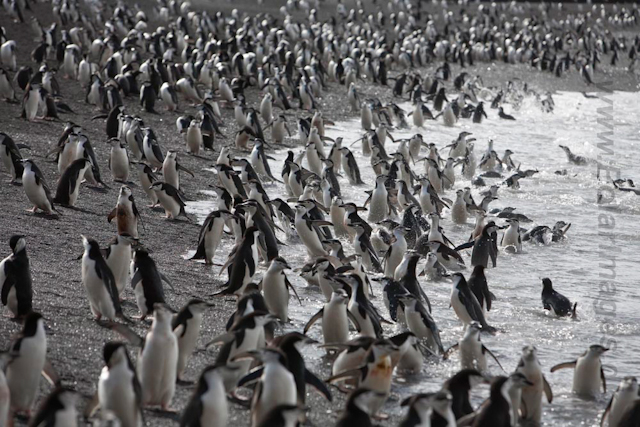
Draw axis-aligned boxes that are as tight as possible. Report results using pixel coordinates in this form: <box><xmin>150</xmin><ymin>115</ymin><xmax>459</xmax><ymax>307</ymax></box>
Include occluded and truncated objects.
<box><xmin>108</xmin><ymin>186</ymin><xmax>141</xmax><ymax>238</ymax></box>
<box><xmin>172</xmin><ymin>299</ymin><xmax>211</xmax><ymax>381</ymax></box>
<box><xmin>602</xmin><ymin>376</ymin><xmax>639</xmax><ymax>427</ymax></box>
<box><xmin>262</xmin><ymin>257</ymin><xmax>300</xmax><ymax>322</ymax></box>
<box><xmin>162</xmin><ymin>151</ymin><xmax>194</xmax><ymax>191</ymax></box>
<box><xmin>294</xmin><ymin>205</ymin><xmax>330</xmax><ymax>258</ymax></box>
<box><xmin>149</xmin><ymin>181</ymin><xmax>189</xmax><ymax>220</ymax></box>
<box><xmin>446</xmin><ymin>321</ymin><xmax>503</xmax><ymax>373</ymax></box>
<box><xmin>6</xmin><ymin>312</ymin><xmax>47</xmax><ymax>416</ymax></box>
<box><xmin>109</xmin><ymin>138</ymin><xmax>129</xmax><ymax>182</ymax></box>
<box><xmin>53</xmin><ymin>158</ymin><xmax>91</xmax><ymax>207</ymax></box>
<box><xmin>131</xmin><ymin>247</ymin><xmax>171</xmax><ymax>320</ymax></box>
<box><xmin>185</xmin><ymin>119</ymin><xmax>203</xmax><ymax>155</ymax></box>
<box><xmin>515</xmin><ymin>345</ymin><xmax>553</xmax><ymax>425</ymax></box>
<box><xmin>450</xmin><ymin>273</ymin><xmax>494</xmax><ymax>331</ymax></box>
<box><xmin>304</xmin><ymin>289</ymin><xmax>359</xmax><ymax>346</ymax></box>
<box><xmin>0</xmin><ymin>235</ymin><xmax>32</xmax><ymax>318</ymax></box>
<box><xmin>81</xmin><ymin>236</ymin><xmax>123</xmax><ymax>321</ymax></box>
<box><xmin>96</xmin><ymin>342</ymin><xmax>143</xmax><ymax>427</ymax></box>
<box><xmin>21</xmin><ymin>159</ymin><xmax>58</xmax><ymax>215</ymax></box>
<box><xmin>135</xmin><ymin>163</ymin><xmax>158</xmax><ymax>207</ymax></box>
<box><xmin>383</xmin><ymin>227</ymin><xmax>407</xmax><ymax>278</ymax></box>
<box><xmin>550</xmin><ymin>345</ymin><xmax>608</xmax><ymax>397</ymax></box>
<box><xmin>451</xmin><ymin>190</ymin><xmax>468</xmax><ymax>224</ymax></box>
<box><xmin>368</xmin><ymin>175</ymin><xmax>390</xmax><ymax>223</ymax></box>
<box><xmin>180</xmin><ymin>363</ymin><xmax>235</xmax><ymax>427</ymax></box>
<box><xmin>105</xmin><ymin>234</ymin><xmax>136</xmax><ymax>298</ymax></box>
<box><xmin>470</xmin><ymin>222</ymin><xmax>499</xmax><ymax>268</ymax></box>
<box><xmin>190</xmin><ymin>210</ymin><xmax>235</xmax><ymax>264</ymax></box>
<box><xmin>336</xmin><ymin>388</ymin><xmax>385</xmax><ymax>427</ymax></box>
<box><xmin>0</xmin><ymin>133</ymin><xmax>27</xmax><ymax>183</ymax></box>
<box><xmin>468</xmin><ymin>265</ymin><xmax>493</xmax><ymax>313</ymax></box>
<box><xmin>400</xmin><ymin>295</ymin><xmax>444</xmax><ymax>355</ymax></box>
<box><xmin>472</xmin><ymin>374</ymin><xmax>532</xmax><ymax>427</ymax></box>
<box><xmin>214</xmin><ymin>226</ymin><xmax>260</xmax><ymax>296</ymax></box>
<box><xmin>28</xmin><ymin>387</ymin><xmax>78</xmax><ymax>427</ymax></box>
<box><xmin>22</xmin><ymin>84</ymin><xmax>42</xmax><ymax>121</ymax></box>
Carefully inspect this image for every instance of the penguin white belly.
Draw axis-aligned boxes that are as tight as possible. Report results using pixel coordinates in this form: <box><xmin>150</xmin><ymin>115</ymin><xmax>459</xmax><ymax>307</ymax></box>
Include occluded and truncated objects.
<box><xmin>200</xmin><ymin>378</ymin><xmax>228</xmax><ymax>426</ymax></box>
<box><xmin>397</xmin><ymin>345</ymin><xmax>423</xmax><ymax>373</ymax></box>
<box><xmin>318</xmin><ymin>276</ymin><xmax>334</xmax><ymax>302</ymax></box>
<box><xmin>54</xmin><ymin>405</ymin><xmax>77</xmax><ymax>427</ymax></box>
<box><xmin>253</xmin><ymin>367</ymin><xmax>296</xmax><ymax>425</ymax></box>
<box><xmin>519</xmin><ymin>366</ymin><xmax>544</xmax><ymax>422</ymax></box>
<box><xmin>111</xmin><ymin>149</ymin><xmax>129</xmax><ymax>181</ymax></box>
<box><xmin>133</xmin><ymin>284</ymin><xmax>147</xmax><ymax>318</ymax></box>
<box><xmin>573</xmin><ymin>358</ymin><xmax>602</xmax><ymax>396</ymax></box>
<box><xmin>451</xmin><ymin>289</ymin><xmax>472</xmax><ymax>325</ymax></box>
<box><xmin>451</xmin><ymin>202</ymin><xmax>468</xmax><ymax>224</ymax></box>
<box><xmin>176</xmin><ymin>316</ymin><xmax>202</xmax><ymax>377</ymax></box>
<box><xmin>203</xmin><ymin>222</ymin><xmax>223</xmax><ymax>264</ymax></box>
<box><xmin>68</xmin><ymin>170</ymin><xmax>87</xmax><ymax>206</ymax></box>
<box><xmin>163</xmin><ymin>167</ymin><xmax>179</xmax><ymax>189</ymax></box>
<box><xmin>608</xmin><ymin>391</ymin><xmax>636</xmax><ymax>427</ymax></box>
<box><xmin>106</xmin><ymin>247</ymin><xmax>131</xmax><ymax>295</ymax></box>
<box><xmin>368</xmin><ymin>191</ymin><xmax>388</xmax><ymax>223</ymax></box>
<box><xmin>23</xmin><ymin>172</ymin><xmax>48</xmax><ymax>210</ymax></box>
<box><xmin>6</xmin><ymin>335</ymin><xmax>46</xmax><ymax>410</ymax></box>
<box><xmin>139</xmin><ymin>332</ymin><xmax>178</xmax><ymax>405</ymax></box>
<box><xmin>349</xmin><ymin>303</ymin><xmax>375</xmax><ymax>338</ymax></box>
<box><xmin>460</xmin><ymin>338</ymin><xmax>486</xmax><ymax>371</ymax></box>
<box><xmin>420</xmin><ymin>191</ymin><xmax>435</xmax><ymax>214</ymax></box>
<box><xmin>295</xmin><ymin>221</ymin><xmax>325</xmax><ymax>257</ymax></box>
<box><xmin>406</xmin><ymin>310</ymin><xmax>430</xmax><ymax>339</ymax></box>
<box><xmin>263</xmin><ymin>277</ymin><xmax>289</xmax><ymax>321</ymax></box>
<box><xmin>333</xmin><ymin>348</ymin><xmax>366</xmax><ymax>378</ymax></box>
<box><xmin>443</xmin><ymin>107</ymin><xmax>456</xmax><ymax>127</ymax></box>
<box><xmin>186</xmin><ymin>127</ymin><xmax>202</xmax><ymax>154</ymax></box>
<box><xmin>156</xmin><ymin>191</ymin><xmax>180</xmax><ymax>218</ymax></box>
<box><xmin>140</xmin><ymin>174</ymin><xmax>157</xmax><ymax>204</ymax></box>
<box><xmin>323</xmin><ymin>304</ymin><xmax>349</xmax><ymax>344</ymax></box>
<box><xmin>99</xmin><ymin>366</ymin><xmax>140</xmax><ymax>427</ymax></box>
<box><xmin>26</xmin><ymin>94</ymin><xmax>39</xmax><ymax>121</ymax></box>
<box><xmin>361</xmin><ymin>356</ymin><xmax>393</xmax><ymax>393</ymax></box>
<box><xmin>82</xmin><ymin>261</ymin><xmax>116</xmax><ymax>319</ymax></box>
<box><xmin>7</xmin><ymin>285</ymin><xmax>17</xmax><ymax>317</ymax></box>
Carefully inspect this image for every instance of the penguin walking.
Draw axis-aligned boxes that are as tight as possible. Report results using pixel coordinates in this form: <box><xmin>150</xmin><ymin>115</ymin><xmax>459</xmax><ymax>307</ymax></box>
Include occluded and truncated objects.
<box><xmin>471</xmin><ymin>374</ymin><xmax>532</xmax><ymax>427</ymax></box>
<box><xmin>294</xmin><ymin>205</ymin><xmax>330</xmax><ymax>258</ymax></box>
<box><xmin>400</xmin><ymin>392</ymin><xmax>453</xmax><ymax>427</ymax></box>
<box><xmin>0</xmin><ymin>235</ymin><xmax>32</xmax><ymax>318</ymax></box>
<box><xmin>172</xmin><ymin>299</ymin><xmax>212</xmax><ymax>381</ymax></box>
<box><xmin>22</xmin><ymin>84</ymin><xmax>43</xmax><ymax>121</ymax></box>
<box><xmin>262</xmin><ymin>257</ymin><xmax>300</xmax><ymax>322</ymax></box>
<box><xmin>400</xmin><ymin>295</ymin><xmax>444</xmax><ymax>355</ymax></box>
<box><xmin>95</xmin><ymin>342</ymin><xmax>143</xmax><ymax>427</ymax></box>
<box><xmin>105</xmin><ymin>234</ymin><xmax>136</xmax><ymax>298</ymax></box>
<box><xmin>180</xmin><ymin>363</ymin><xmax>235</xmax><ymax>427</ymax></box>
<box><xmin>214</xmin><ymin>226</ymin><xmax>260</xmax><ymax>296</ymax></box>
<box><xmin>515</xmin><ymin>345</ymin><xmax>553</xmax><ymax>425</ymax></box>
<box><xmin>0</xmin><ymin>133</ymin><xmax>27</xmax><ymax>183</ymax></box>
<box><xmin>81</xmin><ymin>236</ymin><xmax>123</xmax><ymax>321</ymax></box>
<box><xmin>336</xmin><ymin>388</ymin><xmax>385</xmax><ymax>427</ymax></box>
<box><xmin>451</xmin><ymin>190</ymin><xmax>468</xmax><ymax>224</ymax></box>
<box><xmin>445</xmin><ymin>322</ymin><xmax>503</xmax><ymax>373</ymax></box>
<box><xmin>190</xmin><ymin>210</ymin><xmax>235</xmax><ymax>264</ymax></box>
<box><xmin>550</xmin><ymin>345</ymin><xmax>608</xmax><ymax>397</ymax></box>
<box><xmin>255</xmin><ymin>405</ymin><xmax>303</xmax><ymax>427</ymax></box>
<box><xmin>383</xmin><ymin>227</ymin><xmax>407</xmax><ymax>278</ymax></box>
<box><xmin>21</xmin><ymin>159</ymin><xmax>58</xmax><ymax>215</ymax></box>
<box><xmin>108</xmin><ymin>186</ymin><xmax>142</xmax><ymax>238</ymax></box>
<box><xmin>28</xmin><ymin>387</ymin><xmax>78</xmax><ymax>427</ymax></box>
<box><xmin>149</xmin><ymin>181</ymin><xmax>189</xmax><ymax>220</ymax></box>
<box><xmin>304</xmin><ymin>289</ymin><xmax>360</xmax><ymax>346</ymax></box>
<box><xmin>443</xmin><ymin>369</ymin><xmax>486</xmax><ymax>420</ymax></box>
<box><xmin>53</xmin><ymin>158</ymin><xmax>92</xmax><ymax>207</ymax></box>
<box><xmin>450</xmin><ymin>273</ymin><xmax>495</xmax><ymax>332</ymax></box>
<box><xmin>368</xmin><ymin>175</ymin><xmax>390</xmax><ymax>223</ymax></box>
<box><xmin>468</xmin><ymin>265</ymin><xmax>494</xmax><ymax>312</ymax></box>
<box><xmin>352</xmin><ymin>224</ymin><xmax>382</xmax><ymax>273</ymax></box>
<box><xmin>6</xmin><ymin>312</ymin><xmax>47</xmax><ymax>417</ymax></box>
<box><xmin>470</xmin><ymin>222</ymin><xmax>499</xmax><ymax>268</ymax></box>
<box><xmin>541</xmin><ymin>278</ymin><xmax>577</xmax><ymax>318</ymax></box>
<box><xmin>162</xmin><ymin>151</ymin><xmax>194</xmax><ymax>191</ymax></box>
<box><xmin>135</xmin><ymin>163</ymin><xmax>158</xmax><ymax>207</ymax></box>
<box><xmin>131</xmin><ymin>247</ymin><xmax>171</xmax><ymax>320</ymax></box>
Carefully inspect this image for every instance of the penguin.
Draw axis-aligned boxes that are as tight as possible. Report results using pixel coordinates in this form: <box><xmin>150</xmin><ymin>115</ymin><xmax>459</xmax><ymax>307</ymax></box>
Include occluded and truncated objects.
<box><xmin>108</xmin><ymin>186</ymin><xmax>142</xmax><ymax>239</ymax></box>
<box><xmin>425</xmin><ymin>241</ymin><xmax>465</xmax><ymax>271</ymax></box>
<box><xmin>139</xmin><ymin>82</ymin><xmax>157</xmax><ymax>113</ymax></box>
<box><xmin>255</xmin><ymin>405</ymin><xmax>303</xmax><ymax>427</ymax></box>
<box><xmin>0</xmin><ymin>67</ymin><xmax>15</xmax><ymax>101</ymax></box>
<box><xmin>162</xmin><ymin>151</ymin><xmax>194</xmax><ymax>191</ymax></box>
<box><xmin>250</xmin><ymin>139</ymin><xmax>279</xmax><ymax>182</ymax></box>
<box><xmin>443</xmin><ymin>369</ymin><xmax>486</xmax><ymax>420</ymax></box>
<box><xmin>342</xmin><ymin>274</ymin><xmax>384</xmax><ymax>338</ymax></box>
<box><xmin>335</xmin><ymin>388</ymin><xmax>385</xmax><ymax>427</ymax></box>
<box><xmin>389</xmin><ymin>331</ymin><xmax>424</xmax><ymax>374</ymax></box>
<box><xmin>214</xmin><ymin>226</ymin><xmax>260</xmax><ymax>296</ymax></box>
<box><xmin>294</xmin><ymin>205</ymin><xmax>330</xmax><ymax>258</ymax></box>
<box><xmin>444</xmin><ymin>321</ymin><xmax>503</xmax><ymax>373</ymax></box>
<box><xmin>0</xmin><ymin>133</ymin><xmax>27</xmax><ymax>183</ymax></box>
<box><xmin>541</xmin><ymin>278</ymin><xmax>577</xmax><ymax>318</ymax></box>
<box><xmin>6</xmin><ymin>312</ymin><xmax>47</xmax><ymax>416</ymax></box>
<box><xmin>142</xmin><ymin>129</ymin><xmax>165</xmax><ymax>170</ymax></box>
<box><xmin>28</xmin><ymin>386</ymin><xmax>78</xmax><ymax>427</ymax></box>
<box><xmin>159</xmin><ymin>82</ymin><xmax>179</xmax><ymax>111</ymax></box>
<box><xmin>180</xmin><ymin>363</ymin><xmax>235</xmax><ymax>427</ymax></box>
<box><xmin>500</xmin><ymin>219</ymin><xmax>522</xmax><ymax>253</ymax></box>
<box><xmin>105</xmin><ymin>233</ymin><xmax>136</xmax><ymax>298</ymax></box>
<box><xmin>602</xmin><ymin>376</ymin><xmax>638</xmax><ymax>427</ymax></box>
<box><xmin>467</xmin><ymin>265</ymin><xmax>494</xmax><ymax>312</ymax></box>
<box><xmin>185</xmin><ymin>119</ymin><xmax>203</xmax><ymax>155</ymax></box>
<box><xmin>472</xmin><ymin>102</ymin><xmax>487</xmax><ymax>123</ymax></box>
<box><xmin>450</xmin><ymin>273</ymin><xmax>495</xmax><ymax>332</ymax></box>
<box><xmin>617</xmin><ymin>400</ymin><xmax>640</xmax><ymax>427</ymax></box>
<box><xmin>340</xmin><ymin>147</ymin><xmax>364</xmax><ymax>185</ymax></box>
<box><xmin>472</xmin><ymin>374</ymin><xmax>532</xmax><ymax>427</ymax></box>
<box><xmin>190</xmin><ymin>210</ymin><xmax>236</xmax><ymax>264</ymax></box>
<box><xmin>149</xmin><ymin>181</ymin><xmax>189</xmax><ymax>220</ymax></box>
<box><xmin>368</xmin><ymin>175</ymin><xmax>390</xmax><ymax>223</ymax></box>
<box><xmin>81</xmin><ymin>236</ymin><xmax>123</xmax><ymax>321</ymax></box>
<box><xmin>96</xmin><ymin>342</ymin><xmax>143</xmax><ymax>427</ymax></box>
<box><xmin>134</xmin><ymin>304</ymin><xmax>179</xmax><ymax>409</ymax></box>
<box><xmin>451</xmin><ymin>189</ymin><xmax>468</xmax><ymax>224</ymax></box>
<box><xmin>21</xmin><ymin>159</ymin><xmax>58</xmax><ymax>215</ymax></box>
<box><xmin>53</xmin><ymin>158</ymin><xmax>91</xmax><ymax>207</ymax></box>
<box><xmin>22</xmin><ymin>84</ymin><xmax>43</xmax><ymax>121</ymax></box>
<box><xmin>173</xmin><ymin>299</ymin><xmax>212</xmax><ymax>381</ymax></box>
<box><xmin>498</xmin><ymin>107</ymin><xmax>516</xmax><ymax>120</ymax></box>
<box><xmin>261</xmin><ymin>257</ymin><xmax>300</xmax><ymax>322</ymax></box>
<box><xmin>108</xmin><ymin>138</ymin><xmax>130</xmax><ymax>183</ymax></box>
<box><xmin>304</xmin><ymin>289</ymin><xmax>360</xmax><ymax>346</ymax></box>
<box><xmin>135</xmin><ymin>163</ymin><xmax>158</xmax><ymax>207</ymax></box>
<box><xmin>515</xmin><ymin>345</ymin><xmax>553</xmax><ymax>425</ymax></box>
<box><xmin>130</xmin><ymin>247</ymin><xmax>171</xmax><ymax>320</ymax></box>
<box><xmin>470</xmin><ymin>222</ymin><xmax>499</xmax><ymax>268</ymax></box>
<box><xmin>383</xmin><ymin>227</ymin><xmax>407</xmax><ymax>278</ymax></box>
<box><xmin>550</xmin><ymin>345</ymin><xmax>608</xmax><ymax>397</ymax></box>
<box><xmin>352</xmin><ymin>224</ymin><xmax>382</xmax><ymax>273</ymax></box>
<box><xmin>0</xmin><ymin>235</ymin><xmax>32</xmax><ymax>318</ymax></box>
<box><xmin>400</xmin><ymin>294</ymin><xmax>444</xmax><ymax>354</ymax></box>
<box><xmin>400</xmin><ymin>392</ymin><xmax>453</xmax><ymax>427</ymax></box>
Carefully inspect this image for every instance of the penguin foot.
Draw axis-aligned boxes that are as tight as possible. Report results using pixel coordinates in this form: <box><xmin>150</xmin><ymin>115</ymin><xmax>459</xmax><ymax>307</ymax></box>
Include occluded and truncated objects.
<box><xmin>372</xmin><ymin>412</ymin><xmax>389</xmax><ymax>420</ymax></box>
<box><xmin>177</xmin><ymin>378</ymin><xmax>195</xmax><ymax>386</ymax></box>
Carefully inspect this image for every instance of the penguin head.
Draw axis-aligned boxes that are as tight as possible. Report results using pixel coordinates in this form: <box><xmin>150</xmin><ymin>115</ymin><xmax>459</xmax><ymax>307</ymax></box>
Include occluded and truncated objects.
<box><xmin>541</xmin><ymin>278</ymin><xmax>553</xmax><ymax>291</ymax></box>
<box><xmin>9</xmin><ymin>235</ymin><xmax>26</xmax><ymax>254</ymax></box>
<box><xmin>588</xmin><ymin>344</ymin><xmax>609</xmax><ymax>356</ymax></box>
<box><xmin>619</xmin><ymin>376</ymin><xmax>638</xmax><ymax>392</ymax></box>
<box><xmin>103</xmin><ymin>341</ymin><xmax>130</xmax><ymax>368</ymax></box>
<box><xmin>451</xmin><ymin>272</ymin><xmax>466</xmax><ymax>287</ymax></box>
<box><xmin>54</xmin><ymin>387</ymin><xmax>78</xmax><ymax>408</ymax></box>
<box><xmin>186</xmin><ymin>299</ymin><xmax>212</xmax><ymax>315</ymax></box>
<box><xmin>270</xmin><ymin>257</ymin><xmax>291</xmax><ymax>271</ymax></box>
<box><xmin>81</xmin><ymin>235</ymin><xmax>100</xmax><ymax>253</ymax></box>
<box><xmin>429</xmin><ymin>390</ymin><xmax>454</xmax><ymax>416</ymax></box>
<box><xmin>520</xmin><ymin>345</ymin><xmax>539</xmax><ymax>362</ymax></box>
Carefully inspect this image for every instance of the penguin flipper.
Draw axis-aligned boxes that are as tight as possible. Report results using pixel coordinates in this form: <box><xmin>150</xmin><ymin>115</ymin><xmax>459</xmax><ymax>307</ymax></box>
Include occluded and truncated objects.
<box><xmin>107</xmin><ymin>208</ymin><xmax>116</xmax><ymax>223</ymax></box>
<box><xmin>42</xmin><ymin>358</ymin><xmax>60</xmax><ymax>386</ymax></box>
<box><xmin>481</xmin><ymin>345</ymin><xmax>505</xmax><ymax>372</ymax></box>
<box><xmin>159</xmin><ymin>272</ymin><xmax>175</xmax><ymax>290</ymax></box>
<box><xmin>346</xmin><ymin>310</ymin><xmax>362</xmax><ymax>333</ymax></box>
<box><xmin>285</xmin><ymin>276</ymin><xmax>302</xmax><ymax>305</ymax></box>
<box><xmin>305</xmin><ymin>369</ymin><xmax>332</xmax><ymax>401</ymax></box>
<box><xmin>442</xmin><ymin>343</ymin><xmax>459</xmax><ymax>360</ymax></box>
<box><xmin>454</xmin><ymin>241</ymin><xmax>474</xmax><ymax>251</ymax></box>
<box><xmin>1</xmin><ymin>265</ymin><xmax>14</xmax><ymax>305</ymax></box>
<box><xmin>83</xmin><ymin>391</ymin><xmax>100</xmax><ymax>420</ymax></box>
<box><xmin>601</xmin><ymin>394</ymin><xmax>614</xmax><ymax>427</ymax></box>
<box><xmin>205</xmin><ymin>332</ymin><xmax>235</xmax><ymax>348</ymax></box>
<box><xmin>326</xmin><ymin>367</ymin><xmax>362</xmax><ymax>384</ymax></box>
<box><xmin>237</xmin><ymin>367</ymin><xmax>264</xmax><ymax>388</ymax></box>
<box><xmin>110</xmin><ymin>323</ymin><xmax>144</xmax><ymax>347</ymax></box>
<box><xmin>543</xmin><ymin>375</ymin><xmax>553</xmax><ymax>403</ymax></box>
<box><xmin>303</xmin><ymin>308</ymin><xmax>323</xmax><ymax>334</ymax></box>
<box><xmin>601</xmin><ymin>366</ymin><xmax>607</xmax><ymax>393</ymax></box>
<box><xmin>550</xmin><ymin>360</ymin><xmax>576</xmax><ymax>372</ymax></box>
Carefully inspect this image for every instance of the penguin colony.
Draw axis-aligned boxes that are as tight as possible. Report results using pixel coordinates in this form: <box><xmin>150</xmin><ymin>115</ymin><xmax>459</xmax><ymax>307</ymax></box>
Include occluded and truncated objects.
<box><xmin>0</xmin><ymin>0</ymin><xmax>638</xmax><ymax>426</ymax></box>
